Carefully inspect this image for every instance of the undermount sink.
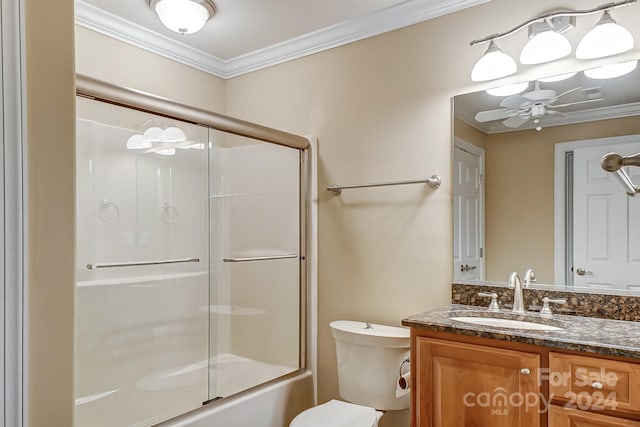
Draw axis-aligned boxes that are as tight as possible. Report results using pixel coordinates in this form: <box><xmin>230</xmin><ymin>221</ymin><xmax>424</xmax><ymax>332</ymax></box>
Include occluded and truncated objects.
<box><xmin>449</xmin><ymin>313</ymin><xmax>566</xmax><ymax>331</ymax></box>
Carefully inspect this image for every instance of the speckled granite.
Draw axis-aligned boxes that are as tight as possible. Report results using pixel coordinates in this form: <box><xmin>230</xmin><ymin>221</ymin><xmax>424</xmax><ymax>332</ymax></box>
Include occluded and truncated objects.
<box><xmin>402</xmin><ymin>304</ymin><xmax>640</xmax><ymax>359</ymax></box>
<box><xmin>452</xmin><ymin>282</ymin><xmax>640</xmax><ymax>321</ymax></box>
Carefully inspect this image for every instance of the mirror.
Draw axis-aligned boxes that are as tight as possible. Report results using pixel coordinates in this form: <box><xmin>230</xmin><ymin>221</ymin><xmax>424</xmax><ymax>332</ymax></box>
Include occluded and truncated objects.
<box><xmin>453</xmin><ymin>61</ymin><xmax>640</xmax><ymax>293</ymax></box>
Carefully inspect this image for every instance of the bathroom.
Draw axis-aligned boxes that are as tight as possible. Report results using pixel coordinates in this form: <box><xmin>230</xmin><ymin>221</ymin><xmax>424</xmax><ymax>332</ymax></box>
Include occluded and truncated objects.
<box><xmin>10</xmin><ymin>0</ymin><xmax>640</xmax><ymax>426</ymax></box>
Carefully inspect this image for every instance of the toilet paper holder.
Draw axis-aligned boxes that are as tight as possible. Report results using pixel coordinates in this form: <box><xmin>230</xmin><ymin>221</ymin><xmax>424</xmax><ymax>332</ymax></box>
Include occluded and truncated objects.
<box><xmin>397</xmin><ymin>357</ymin><xmax>411</xmax><ymax>391</ymax></box>
<box><xmin>398</xmin><ymin>357</ymin><xmax>410</xmax><ymax>377</ymax></box>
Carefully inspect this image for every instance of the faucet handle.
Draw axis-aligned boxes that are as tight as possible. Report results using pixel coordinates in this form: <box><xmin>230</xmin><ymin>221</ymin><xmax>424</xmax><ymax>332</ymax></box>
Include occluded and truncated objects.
<box><xmin>540</xmin><ymin>297</ymin><xmax>567</xmax><ymax>317</ymax></box>
<box><xmin>478</xmin><ymin>292</ymin><xmax>500</xmax><ymax>312</ymax></box>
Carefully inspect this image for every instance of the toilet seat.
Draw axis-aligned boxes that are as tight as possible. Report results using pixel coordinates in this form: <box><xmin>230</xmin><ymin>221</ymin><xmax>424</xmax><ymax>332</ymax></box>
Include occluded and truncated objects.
<box><xmin>289</xmin><ymin>399</ymin><xmax>379</xmax><ymax>427</ymax></box>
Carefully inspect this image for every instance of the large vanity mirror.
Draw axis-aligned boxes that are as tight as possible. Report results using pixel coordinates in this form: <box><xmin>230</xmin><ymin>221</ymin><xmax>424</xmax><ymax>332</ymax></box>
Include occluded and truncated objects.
<box><xmin>453</xmin><ymin>62</ymin><xmax>640</xmax><ymax>293</ymax></box>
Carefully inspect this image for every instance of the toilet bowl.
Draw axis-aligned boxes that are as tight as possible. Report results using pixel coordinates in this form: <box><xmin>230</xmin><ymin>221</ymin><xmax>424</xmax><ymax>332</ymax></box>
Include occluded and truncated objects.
<box><xmin>289</xmin><ymin>400</ymin><xmax>383</xmax><ymax>427</ymax></box>
<box><xmin>290</xmin><ymin>320</ymin><xmax>410</xmax><ymax>427</ymax></box>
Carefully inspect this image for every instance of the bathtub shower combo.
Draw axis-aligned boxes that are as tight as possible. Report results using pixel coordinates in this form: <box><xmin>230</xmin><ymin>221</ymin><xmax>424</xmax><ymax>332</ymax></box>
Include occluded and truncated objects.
<box><xmin>74</xmin><ymin>76</ymin><xmax>313</xmax><ymax>427</ymax></box>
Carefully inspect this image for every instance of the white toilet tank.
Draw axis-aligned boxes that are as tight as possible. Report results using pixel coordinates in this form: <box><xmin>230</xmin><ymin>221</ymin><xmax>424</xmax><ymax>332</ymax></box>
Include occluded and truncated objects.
<box><xmin>329</xmin><ymin>320</ymin><xmax>410</xmax><ymax>411</ymax></box>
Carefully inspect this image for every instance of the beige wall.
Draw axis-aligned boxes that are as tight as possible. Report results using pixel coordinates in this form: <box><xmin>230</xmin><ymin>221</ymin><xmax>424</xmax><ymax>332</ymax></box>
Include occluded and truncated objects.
<box><xmin>75</xmin><ymin>26</ymin><xmax>226</xmax><ymax>112</ymax></box>
<box><xmin>483</xmin><ymin>116</ymin><xmax>640</xmax><ymax>284</ymax></box>
<box><xmin>27</xmin><ymin>0</ymin><xmax>640</xmax><ymax>425</ymax></box>
<box><xmin>25</xmin><ymin>0</ymin><xmax>76</xmax><ymax>425</ymax></box>
<box><xmin>454</xmin><ymin>117</ymin><xmax>488</xmax><ymax>149</ymax></box>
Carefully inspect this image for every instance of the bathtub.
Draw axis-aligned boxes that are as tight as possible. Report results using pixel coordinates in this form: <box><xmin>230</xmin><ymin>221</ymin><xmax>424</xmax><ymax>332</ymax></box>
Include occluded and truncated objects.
<box><xmin>158</xmin><ymin>370</ymin><xmax>314</xmax><ymax>427</ymax></box>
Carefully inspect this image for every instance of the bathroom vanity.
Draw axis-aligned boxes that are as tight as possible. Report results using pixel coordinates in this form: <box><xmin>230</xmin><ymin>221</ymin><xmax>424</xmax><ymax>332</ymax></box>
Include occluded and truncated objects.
<box><xmin>402</xmin><ymin>305</ymin><xmax>640</xmax><ymax>427</ymax></box>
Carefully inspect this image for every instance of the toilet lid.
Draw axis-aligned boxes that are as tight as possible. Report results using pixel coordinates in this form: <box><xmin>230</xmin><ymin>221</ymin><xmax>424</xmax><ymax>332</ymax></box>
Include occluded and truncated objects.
<box><xmin>290</xmin><ymin>400</ymin><xmax>378</xmax><ymax>427</ymax></box>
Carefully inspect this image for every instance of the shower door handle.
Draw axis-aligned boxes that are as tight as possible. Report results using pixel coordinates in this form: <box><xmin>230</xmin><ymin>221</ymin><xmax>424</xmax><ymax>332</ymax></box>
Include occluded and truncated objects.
<box><xmin>86</xmin><ymin>257</ymin><xmax>200</xmax><ymax>269</ymax></box>
<box><xmin>222</xmin><ymin>254</ymin><xmax>298</xmax><ymax>263</ymax></box>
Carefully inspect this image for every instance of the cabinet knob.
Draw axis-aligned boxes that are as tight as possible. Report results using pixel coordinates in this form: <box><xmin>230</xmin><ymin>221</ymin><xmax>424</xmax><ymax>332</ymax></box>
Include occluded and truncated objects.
<box><xmin>591</xmin><ymin>381</ymin><xmax>604</xmax><ymax>390</ymax></box>
<box><xmin>520</xmin><ymin>368</ymin><xmax>531</xmax><ymax>375</ymax></box>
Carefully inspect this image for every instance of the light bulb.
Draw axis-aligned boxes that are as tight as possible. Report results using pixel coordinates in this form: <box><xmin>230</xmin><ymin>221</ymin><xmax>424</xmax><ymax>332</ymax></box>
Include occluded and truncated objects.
<box><xmin>576</xmin><ymin>11</ymin><xmax>634</xmax><ymax>59</ymax></box>
<box><xmin>471</xmin><ymin>41</ymin><xmax>517</xmax><ymax>82</ymax></box>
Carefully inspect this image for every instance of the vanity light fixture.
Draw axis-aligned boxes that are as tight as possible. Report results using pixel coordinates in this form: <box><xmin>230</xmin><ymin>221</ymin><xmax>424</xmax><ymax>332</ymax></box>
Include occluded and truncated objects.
<box><xmin>486</xmin><ymin>81</ymin><xmax>530</xmax><ymax>96</ymax></box>
<box><xmin>149</xmin><ymin>0</ymin><xmax>216</xmax><ymax>35</ymax></box>
<box><xmin>584</xmin><ymin>59</ymin><xmax>638</xmax><ymax>79</ymax></box>
<box><xmin>469</xmin><ymin>0</ymin><xmax>637</xmax><ymax>81</ymax></box>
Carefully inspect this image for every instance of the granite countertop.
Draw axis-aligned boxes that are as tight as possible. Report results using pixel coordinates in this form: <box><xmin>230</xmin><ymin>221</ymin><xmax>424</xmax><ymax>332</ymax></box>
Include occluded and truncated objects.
<box><xmin>402</xmin><ymin>304</ymin><xmax>640</xmax><ymax>360</ymax></box>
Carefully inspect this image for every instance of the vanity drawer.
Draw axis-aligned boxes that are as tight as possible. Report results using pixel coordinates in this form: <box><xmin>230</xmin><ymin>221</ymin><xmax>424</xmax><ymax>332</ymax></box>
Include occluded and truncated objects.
<box><xmin>549</xmin><ymin>353</ymin><xmax>640</xmax><ymax>413</ymax></box>
<box><xmin>549</xmin><ymin>405</ymin><xmax>640</xmax><ymax>426</ymax></box>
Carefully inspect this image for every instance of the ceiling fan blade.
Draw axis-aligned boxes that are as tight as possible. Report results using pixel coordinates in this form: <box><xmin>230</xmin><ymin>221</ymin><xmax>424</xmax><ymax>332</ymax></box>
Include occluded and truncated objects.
<box><xmin>475</xmin><ymin>108</ymin><xmax>511</xmax><ymax>122</ymax></box>
<box><xmin>500</xmin><ymin>95</ymin><xmax>530</xmax><ymax>109</ymax></box>
<box><xmin>503</xmin><ymin>115</ymin><xmax>530</xmax><ymax>128</ymax></box>
<box><xmin>552</xmin><ymin>98</ymin><xmax>606</xmax><ymax>108</ymax></box>
<box><xmin>548</xmin><ymin>87</ymin><xmax>582</xmax><ymax>103</ymax></box>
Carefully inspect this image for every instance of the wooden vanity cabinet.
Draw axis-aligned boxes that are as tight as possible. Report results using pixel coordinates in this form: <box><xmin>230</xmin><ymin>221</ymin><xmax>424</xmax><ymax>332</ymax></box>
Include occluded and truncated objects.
<box><xmin>411</xmin><ymin>331</ymin><xmax>640</xmax><ymax>427</ymax></box>
<box><xmin>415</xmin><ymin>337</ymin><xmax>541</xmax><ymax>427</ymax></box>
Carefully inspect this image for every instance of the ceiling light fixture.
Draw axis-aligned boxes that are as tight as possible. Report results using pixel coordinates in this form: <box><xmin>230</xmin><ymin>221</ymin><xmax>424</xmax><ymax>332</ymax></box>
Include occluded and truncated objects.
<box><xmin>576</xmin><ymin>11</ymin><xmax>634</xmax><ymax>59</ymax></box>
<box><xmin>149</xmin><ymin>0</ymin><xmax>216</xmax><ymax>35</ymax></box>
<box><xmin>469</xmin><ymin>0</ymin><xmax>636</xmax><ymax>82</ymax></box>
<box><xmin>471</xmin><ymin>41</ymin><xmax>517</xmax><ymax>82</ymax></box>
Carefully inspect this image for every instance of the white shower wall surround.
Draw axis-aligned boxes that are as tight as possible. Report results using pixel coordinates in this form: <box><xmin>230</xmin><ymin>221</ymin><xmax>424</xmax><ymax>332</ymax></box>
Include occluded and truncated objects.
<box><xmin>75</xmin><ymin>93</ymin><xmax>313</xmax><ymax>427</ymax></box>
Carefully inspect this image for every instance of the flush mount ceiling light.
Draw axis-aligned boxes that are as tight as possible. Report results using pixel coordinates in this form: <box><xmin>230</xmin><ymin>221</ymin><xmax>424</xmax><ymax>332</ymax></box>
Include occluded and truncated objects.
<box><xmin>471</xmin><ymin>41</ymin><xmax>518</xmax><ymax>82</ymax></box>
<box><xmin>149</xmin><ymin>0</ymin><xmax>216</xmax><ymax>35</ymax></box>
<box><xmin>469</xmin><ymin>0</ymin><xmax>636</xmax><ymax>82</ymax></box>
<box><xmin>520</xmin><ymin>21</ymin><xmax>572</xmax><ymax>64</ymax></box>
<box><xmin>576</xmin><ymin>11</ymin><xmax>634</xmax><ymax>59</ymax></box>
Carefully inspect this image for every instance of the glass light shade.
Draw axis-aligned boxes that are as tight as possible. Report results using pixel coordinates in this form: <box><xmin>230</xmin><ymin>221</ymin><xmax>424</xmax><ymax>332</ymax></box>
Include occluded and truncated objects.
<box><xmin>161</xmin><ymin>126</ymin><xmax>187</xmax><ymax>142</ymax></box>
<box><xmin>576</xmin><ymin>12</ymin><xmax>634</xmax><ymax>59</ymax></box>
<box><xmin>584</xmin><ymin>60</ymin><xmax>638</xmax><ymax>79</ymax></box>
<box><xmin>538</xmin><ymin>72</ymin><xmax>578</xmax><ymax>83</ymax></box>
<box><xmin>471</xmin><ymin>41</ymin><xmax>517</xmax><ymax>82</ymax></box>
<box><xmin>143</xmin><ymin>126</ymin><xmax>164</xmax><ymax>142</ymax></box>
<box><xmin>126</xmin><ymin>134</ymin><xmax>152</xmax><ymax>150</ymax></box>
<box><xmin>520</xmin><ymin>29</ymin><xmax>572</xmax><ymax>65</ymax></box>
<box><xmin>486</xmin><ymin>81</ymin><xmax>529</xmax><ymax>96</ymax></box>
<box><xmin>153</xmin><ymin>0</ymin><xmax>212</xmax><ymax>34</ymax></box>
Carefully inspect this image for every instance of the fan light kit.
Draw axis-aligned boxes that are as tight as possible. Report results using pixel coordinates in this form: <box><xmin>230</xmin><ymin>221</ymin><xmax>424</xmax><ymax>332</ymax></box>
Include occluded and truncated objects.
<box><xmin>470</xmin><ymin>0</ymin><xmax>637</xmax><ymax>82</ymax></box>
<box><xmin>148</xmin><ymin>0</ymin><xmax>216</xmax><ymax>34</ymax></box>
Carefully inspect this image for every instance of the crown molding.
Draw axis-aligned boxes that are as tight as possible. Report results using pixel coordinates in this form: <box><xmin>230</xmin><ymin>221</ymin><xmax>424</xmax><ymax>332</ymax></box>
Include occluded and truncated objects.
<box><xmin>75</xmin><ymin>0</ymin><xmax>488</xmax><ymax>79</ymax></box>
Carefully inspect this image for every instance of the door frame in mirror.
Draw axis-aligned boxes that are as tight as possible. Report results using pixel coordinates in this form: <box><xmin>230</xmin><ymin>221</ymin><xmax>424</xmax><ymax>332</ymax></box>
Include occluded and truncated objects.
<box><xmin>553</xmin><ymin>134</ymin><xmax>640</xmax><ymax>287</ymax></box>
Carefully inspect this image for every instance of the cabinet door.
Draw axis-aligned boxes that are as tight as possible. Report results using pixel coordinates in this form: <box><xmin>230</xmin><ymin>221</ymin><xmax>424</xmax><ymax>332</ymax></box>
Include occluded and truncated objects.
<box><xmin>549</xmin><ymin>405</ymin><xmax>640</xmax><ymax>426</ymax></box>
<box><xmin>416</xmin><ymin>337</ymin><xmax>541</xmax><ymax>427</ymax></box>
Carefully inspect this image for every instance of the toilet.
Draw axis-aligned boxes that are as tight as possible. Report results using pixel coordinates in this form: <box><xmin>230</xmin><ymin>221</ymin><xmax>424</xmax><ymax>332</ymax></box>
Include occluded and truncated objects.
<box><xmin>290</xmin><ymin>320</ymin><xmax>410</xmax><ymax>427</ymax></box>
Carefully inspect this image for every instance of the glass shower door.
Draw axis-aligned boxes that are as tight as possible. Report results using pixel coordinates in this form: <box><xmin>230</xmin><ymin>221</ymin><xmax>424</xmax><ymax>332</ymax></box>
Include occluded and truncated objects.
<box><xmin>75</xmin><ymin>97</ymin><xmax>210</xmax><ymax>427</ymax></box>
<box><xmin>208</xmin><ymin>131</ymin><xmax>302</xmax><ymax>399</ymax></box>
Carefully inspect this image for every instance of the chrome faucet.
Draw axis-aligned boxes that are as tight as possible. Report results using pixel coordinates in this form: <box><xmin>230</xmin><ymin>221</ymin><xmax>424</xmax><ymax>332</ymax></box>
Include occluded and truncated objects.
<box><xmin>523</xmin><ymin>268</ymin><xmax>536</xmax><ymax>288</ymax></box>
<box><xmin>508</xmin><ymin>272</ymin><xmax>526</xmax><ymax>314</ymax></box>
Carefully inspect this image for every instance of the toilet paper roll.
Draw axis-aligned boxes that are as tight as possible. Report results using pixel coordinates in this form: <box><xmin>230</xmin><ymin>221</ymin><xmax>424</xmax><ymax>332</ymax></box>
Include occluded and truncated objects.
<box><xmin>395</xmin><ymin>372</ymin><xmax>410</xmax><ymax>398</ymax></box>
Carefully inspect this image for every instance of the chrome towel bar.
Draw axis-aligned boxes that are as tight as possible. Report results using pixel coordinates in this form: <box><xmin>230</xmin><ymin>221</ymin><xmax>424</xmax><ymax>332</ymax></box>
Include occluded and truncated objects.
<box><xmin>222</xmin><ymin>254</ymin><xmax>298</xmax><ymax>263</ymax></box>
<box><xmin>326</xmin><ymin>175</ymin><xmax>441</xmax><ymax>195</ymax></box>
<box><xmin>86</xmin><ymin>257</ymin><xmax>200</xmax><ymax>270</ymax></box>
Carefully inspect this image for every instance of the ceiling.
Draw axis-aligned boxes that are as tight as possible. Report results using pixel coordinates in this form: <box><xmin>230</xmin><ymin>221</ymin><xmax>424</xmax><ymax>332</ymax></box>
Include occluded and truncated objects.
<box><xmin>75</xmin><ymin>0</ymin><xmax>487</xmax><ymax>78</ymax></box>
<box><xmin>454</xmin><ymin>65</ymin><xmax>640</xmax><ymax>134</ymax></box>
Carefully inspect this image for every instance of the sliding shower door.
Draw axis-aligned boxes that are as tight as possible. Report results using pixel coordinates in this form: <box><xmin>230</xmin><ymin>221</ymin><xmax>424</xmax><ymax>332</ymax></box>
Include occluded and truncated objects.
<box><xmin>208</xmin><ymin>131</ymin><xmax>301</xmax><ymax>400</ymax></box>
<box><xmin>75</xmin><ymin>93</ymin><xmax>306</xmax><ymax>426</ymax></box>
<box><xmin>75</xmin><ymin>97</ymin><xmax>210</xmax><ymax>427</ymax></box>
